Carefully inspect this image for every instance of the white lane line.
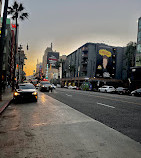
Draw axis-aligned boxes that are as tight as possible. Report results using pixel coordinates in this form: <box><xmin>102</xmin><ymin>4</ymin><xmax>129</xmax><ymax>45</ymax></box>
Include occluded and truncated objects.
<box><xmin>97</xmin><ymin>102</ymin><xmax>115</xmax><ymax>109</ymax></box>
<box><xmin>66</xmin><ymin>94</ymin><xmax>72</xmax><ymax>97</ymax></box>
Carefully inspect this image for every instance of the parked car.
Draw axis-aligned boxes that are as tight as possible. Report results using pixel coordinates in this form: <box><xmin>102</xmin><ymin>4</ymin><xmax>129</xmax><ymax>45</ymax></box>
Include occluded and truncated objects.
<box><xmin>131</xmin><ymin>88</ymin><xmax>141</xmax><ymax>96</ymax></box>
<box><xmin>98</xmin><ymin>86</ymin><xmax>115</xmax><ymax>93</ymax></box>
<box><xmin>116</xmin><ymin>87</ymin><xmax>130</xmax><ymax>95</ymax></box>
<box><xmin>51</xmin><ymin>84</ymin><xmax>56</xmax><ymax>89</ymax></box>
<box><xmin>64</xmin><ymin>85</ymin><xmax>68</xmax><ymax>88</ymax></box>
<box><xmin>39</xmin><ymin>81</ymin><xmax>53</xmax><ymax>92</ymax></box>
<box><xmin>56</xmin><ymin>84</ymin><xmax>61</xmax><ymax>88</ymax></box>
<box><xmin>13</xmin><ymin>83</ymin><xmax>38</xmax><ymax>103</ymax></box>
<box><xmin>68</xmin><ymin>85</ymin><xmax>73</xmax><ymax>89</ymax></box>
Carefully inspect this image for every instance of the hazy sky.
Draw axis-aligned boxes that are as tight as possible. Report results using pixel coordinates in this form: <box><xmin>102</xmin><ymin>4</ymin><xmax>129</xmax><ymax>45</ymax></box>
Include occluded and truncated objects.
<box><xmin>2</xmin><ymin>0</ymin><xmax>141</xmax><ymax>76</ymax></box>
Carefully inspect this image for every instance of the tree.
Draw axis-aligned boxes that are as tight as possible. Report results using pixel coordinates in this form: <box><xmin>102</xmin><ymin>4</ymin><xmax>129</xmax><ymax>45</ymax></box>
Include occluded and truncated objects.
<box><xmin>7</xmin><ymin>1</ymin><xmax>29</xmax><ymax>89</ymax></box>
<box><xmin>125</xmin><ymin>41</ymin><xmax>136</xmax><ymax>67</ymax></box>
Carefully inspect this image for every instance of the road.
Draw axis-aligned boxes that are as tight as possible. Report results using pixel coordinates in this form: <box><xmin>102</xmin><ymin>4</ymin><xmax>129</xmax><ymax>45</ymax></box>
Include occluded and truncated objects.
<box><xmin>0</xmin><ymin>90</ymin><xmax>141</xmax><ymax>158</ymax></box>
<box><xmin>46</xmin><ymin>88</ymin><xmax>141</xmax><ymax>143</ymax></box>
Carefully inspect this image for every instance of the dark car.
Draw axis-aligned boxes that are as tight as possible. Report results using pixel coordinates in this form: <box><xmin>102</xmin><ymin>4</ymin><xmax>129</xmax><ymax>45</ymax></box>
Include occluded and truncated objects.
<box><xmin>131</xmin><ymin>88</ymin><xmax>141</xmax><ymax>97</ymax></box>
<box><xmin>116</xmin><ymin>87</ymin><xmax>130</xmax><ymax>95</ymax></box>
<box><xmin>13</xmin><ymin>83</ymin><xmax>38</xmax><ymax>103</ymax></box>
<box><xmin>39</xmin><ymin>81</ymin><xmax>53</xmax><ymax>92</ymax></box>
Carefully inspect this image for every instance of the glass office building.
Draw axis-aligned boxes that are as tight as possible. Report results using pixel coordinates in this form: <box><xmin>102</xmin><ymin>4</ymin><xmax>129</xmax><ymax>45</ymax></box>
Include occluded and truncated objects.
<box><xmin>136</xmin><ymin>17</ymin><xmax>141</xmax><ymax>66</ymax></box>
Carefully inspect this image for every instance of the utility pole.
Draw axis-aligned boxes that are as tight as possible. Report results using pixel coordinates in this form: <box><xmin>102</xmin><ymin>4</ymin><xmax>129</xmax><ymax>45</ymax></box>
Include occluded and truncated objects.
<box><xmin>0</xmin><ymin>0</ymin><xmax>9</xmax><ymax>100</ymax></box>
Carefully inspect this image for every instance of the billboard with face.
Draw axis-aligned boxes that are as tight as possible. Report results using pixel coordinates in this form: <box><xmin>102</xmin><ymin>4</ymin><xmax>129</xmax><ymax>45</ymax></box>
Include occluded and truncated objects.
<box><xmin>47</xmin><ymin>52</ymin><xmax>59</xmax><ymax>68</ymax></box>
<box><xmin>96</xmin><ymin>45</ymin><xmax>116</xmax><ymax>78</ymax></box>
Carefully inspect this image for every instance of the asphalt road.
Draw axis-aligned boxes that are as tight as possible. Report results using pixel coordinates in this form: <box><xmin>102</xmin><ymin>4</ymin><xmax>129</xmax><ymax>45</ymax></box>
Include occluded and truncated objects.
<box><xmin>1</xmin><ymin>91</ymin><xmax>141</xmax><ymax>158</ymax></box>
<box><xmin>45</xmin><ymin>88</ymin><xmax>141</xmax><ymax>143</ymax></box>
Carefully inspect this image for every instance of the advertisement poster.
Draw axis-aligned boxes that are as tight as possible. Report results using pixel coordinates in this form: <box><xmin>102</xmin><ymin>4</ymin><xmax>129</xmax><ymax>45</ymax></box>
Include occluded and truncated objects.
<box><xmin>96</xmin><ymin>45</ymin><xmax>115</xmax><ymax>78</ymax></box>
<box><xmin>47</xmin><ymin>52</ymin><xmax>59</xmax><ymax>68</ymax></box>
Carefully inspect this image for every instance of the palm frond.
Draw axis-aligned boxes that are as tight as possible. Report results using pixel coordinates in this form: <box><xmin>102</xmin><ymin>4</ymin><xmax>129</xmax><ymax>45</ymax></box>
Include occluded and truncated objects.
<box><xmin>19</xmin><ymin>15</ymin><xmax>25</xmax><ymax>21</ymax></box>
<box><xmin>13</xmin><ymin>1</ymin><xmax>18</xmax><ymax>10</ymax></box>
<box><xmin>12</xmin><ymin>15</ymin><xmax>16</xmax><ymax>20</ymax></box>
<box><xmin>21</xmin><ymin>12</ymin><xmax>29</xmax><ymax>19</ymax></box>
<box><xmin>7</xmin><ymin>7</ymin><xmax>14</xmax><ymax>14</ymax></box>
<box><xmin>18</xmin><ymin>3</ymin><xmax>24</xmax><ymax>12</ymax></box>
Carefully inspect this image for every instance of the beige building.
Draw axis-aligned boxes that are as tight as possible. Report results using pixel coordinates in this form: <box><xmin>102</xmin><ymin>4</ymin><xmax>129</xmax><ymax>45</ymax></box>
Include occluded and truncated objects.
<box><xmin>42</xmin><ymin>43</ymin><xmax>59</xmax><ymax>81</ymax></box>
<box><xmin>42</xmin><ymin>46</ymin><xmax>53</xmax><ymax>76</ymax></box>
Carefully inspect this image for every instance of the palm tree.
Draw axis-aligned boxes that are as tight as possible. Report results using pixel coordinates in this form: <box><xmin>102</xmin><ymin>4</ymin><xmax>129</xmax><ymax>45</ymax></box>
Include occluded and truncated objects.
<box><xmin>7</xmin><ymin>1</ymin><xmax>29</xmax><ymax>89</ymax></box>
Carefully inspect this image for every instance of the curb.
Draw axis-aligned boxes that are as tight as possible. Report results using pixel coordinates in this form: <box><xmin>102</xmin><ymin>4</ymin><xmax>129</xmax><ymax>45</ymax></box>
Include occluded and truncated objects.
<box><xmin>0</xmin><ymin>99</ymin><xmax>13</xmax><ymax>114</ymax></box>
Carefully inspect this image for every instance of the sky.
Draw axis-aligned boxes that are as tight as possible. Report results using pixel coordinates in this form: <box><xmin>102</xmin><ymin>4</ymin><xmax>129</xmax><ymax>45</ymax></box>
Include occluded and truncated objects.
<box><xmin>2</xmin><ymin>0</ymin><xmax>141</xmax><ymax>76</ymax></box>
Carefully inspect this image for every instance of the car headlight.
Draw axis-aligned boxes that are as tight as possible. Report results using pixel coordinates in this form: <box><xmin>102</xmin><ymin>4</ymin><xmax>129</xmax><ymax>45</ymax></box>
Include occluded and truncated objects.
<box><xmin>32</xmin><ymin>91</ymin><xmax>37</xmax><ymax>95</ymax></box>
<box><xmin>14</xmin><ymin>92</ymin><xmax>20</xmax><ymax>96</ymax></box>
<box><xmin>42</xmin><ymin>85</ymin><xmax>45</xmax><ymax>87</ymax></box>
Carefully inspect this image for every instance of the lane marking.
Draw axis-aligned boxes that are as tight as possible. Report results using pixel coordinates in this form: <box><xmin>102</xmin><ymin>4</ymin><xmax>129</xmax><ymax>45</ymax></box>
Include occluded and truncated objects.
<box><xmin>56</xmin><ymin>89</ymin><xmax>141</xmax><ymax>106</ymax></box>
<box><xmin>66</xmin><ymin>94</ymin><xmax>72</xmax><ymax>97</ymax></box>
<box><xmin>97</xmin><ymin>102</ymin><xmax>115</xmax><ymax>109</ymax></box>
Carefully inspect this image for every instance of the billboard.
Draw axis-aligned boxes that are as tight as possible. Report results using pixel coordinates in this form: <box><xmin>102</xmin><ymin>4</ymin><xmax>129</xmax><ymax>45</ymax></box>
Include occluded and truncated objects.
<box><xmin>96</xmin><ymin>45</ymin><xmax>116</xmax><ymax>78</ymax></box>
<box><xmin>47</xmin><ymin>52</ymin><xmax>59</xmax><ymax>68</ymax></box>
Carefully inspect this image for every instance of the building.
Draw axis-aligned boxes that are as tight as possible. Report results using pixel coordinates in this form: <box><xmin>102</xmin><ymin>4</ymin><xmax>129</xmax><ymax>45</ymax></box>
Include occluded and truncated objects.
<box><xmin>42</xmin><ymin>43</ymin><xmax>59</xmax><ymax>81</ymax></box>
<box><xmin>36</xmin><ymin>60</ymin><xmax>42</xmax><ymax>79</ymax></box>
<box><xmin>0</xmin><ymin>0</ymin><xmax>2</xmax><ymax>29</ymax></box>
<box><xmin>59</xmin><ymin>55</ymin><xmax>66</xmax><ymax>79</ymax></box>
<box><xmin>136</xmin><ymin>17</ymin><xmax>141</xmax><ymax>66</ymax></box>
<box><xmin>129</xmin><ymin>17</ymin><xmax>141</xmax><ymax>90</ymax></box>
<box><xmin>2</xmin><ymin>18</ymin><xmax>12</xmax><ymax>85</ymax></box>
<box><xmin>61</xmin><ymin>43</ymin><xmax>124</xmax><ymax>87</ymax></box>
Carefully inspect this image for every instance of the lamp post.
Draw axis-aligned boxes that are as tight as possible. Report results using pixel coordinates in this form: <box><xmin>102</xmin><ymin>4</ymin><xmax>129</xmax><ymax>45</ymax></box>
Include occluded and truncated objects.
<box><xmin>0</xmin><ymin>0</ymin><xmax>9</xmax><ymax>100</ymax></box>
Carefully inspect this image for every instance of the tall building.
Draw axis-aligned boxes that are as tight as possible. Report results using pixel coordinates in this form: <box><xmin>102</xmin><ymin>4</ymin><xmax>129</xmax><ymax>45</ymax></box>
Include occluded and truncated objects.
<box><xmin>36</xmin><ymin>60</ymin><xmax>42</xmax><ymax>79</ymax></box>
<box><xmin>61</xmin><ymin>43</ymin><xmax>124</xmax><ymax>87</ymax></box>
<box><xmin>2</xmin><ymin>19</ymin><xmax>12</xmax><ymax>84</ymax></box>
<box><xmin>129</xmin><ymin>17</ymin><xmax>141</xmax><ymax>90</ymax></box>
<box><xmin>136</xmin><ymin>17</ymin><xmax>141</xmax><ymax>66</ymax></box>
<box><xmin>42</xmin><ymin>43</ymin><xmax>59</xmax><ymax>81</ymax></box>
<box><xmin>0</xmin><ymin>0</ymin><xmax>2</xmax><ymax>29</ymax></box>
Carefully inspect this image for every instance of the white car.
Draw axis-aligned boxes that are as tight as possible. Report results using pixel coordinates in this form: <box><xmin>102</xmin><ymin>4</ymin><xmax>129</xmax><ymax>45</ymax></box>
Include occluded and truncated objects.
<box><xmin>98</xmin><ymin>86</ymin><xmax>115</xmax><ymax>93</ymax></box>
<box><xmin>68</xmin><ymin>85</ymin><xmax>73</xmax><ymax>89</ymax></box>
<box><xmin>56</xmin><ymin>84</ymin><xmax>61</xmax><ymax>88</ymax></box>
<box><xmin>51</xmin><ymin>84</ymin><xmax>56</xmax><ymax>89</ymax></box>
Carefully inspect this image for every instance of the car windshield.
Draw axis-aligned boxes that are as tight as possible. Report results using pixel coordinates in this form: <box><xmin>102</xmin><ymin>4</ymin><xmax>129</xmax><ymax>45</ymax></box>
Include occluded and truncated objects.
<box><xmin>137</xmin><ymin>88</ymin><xmax>141</xmax><ymax>92</ymax></box>
<box><xmin>18</xmin><ymin>84</ymin><xmax>35</xmax><ymax>89</ymax></box>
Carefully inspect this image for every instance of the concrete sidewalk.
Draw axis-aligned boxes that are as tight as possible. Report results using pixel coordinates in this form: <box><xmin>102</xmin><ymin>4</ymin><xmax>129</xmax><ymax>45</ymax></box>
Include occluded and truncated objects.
<box><xmin>0</xmin><ymin>87</ymin><xmax>13</xmax><ymax>114</ymax></box>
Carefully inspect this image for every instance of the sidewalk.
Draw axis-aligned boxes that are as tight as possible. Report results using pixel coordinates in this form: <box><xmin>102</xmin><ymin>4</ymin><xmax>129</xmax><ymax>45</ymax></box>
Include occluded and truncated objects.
<box><xmin>0</xmin><ymin>87</ymin><xmax>13</xmax><ymax>114</ymax></box>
